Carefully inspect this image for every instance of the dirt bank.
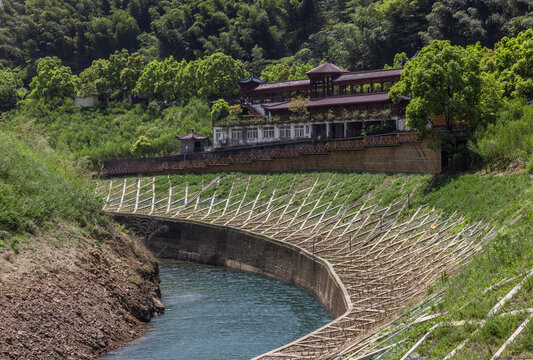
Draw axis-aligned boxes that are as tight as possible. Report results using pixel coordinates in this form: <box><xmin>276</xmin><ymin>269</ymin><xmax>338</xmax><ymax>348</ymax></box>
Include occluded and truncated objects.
<box><xmin>0</xmin><ymin>223</ymin><xmax>164</xmax><ymax>359</ymax></box>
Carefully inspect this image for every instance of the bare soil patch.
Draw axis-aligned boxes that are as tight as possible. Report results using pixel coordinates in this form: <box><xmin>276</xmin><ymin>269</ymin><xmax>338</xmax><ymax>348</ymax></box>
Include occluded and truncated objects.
<box><xmin>0</xmin><ymin>225</ymin><xmax>163</xmax><ymax>359</ymax></box>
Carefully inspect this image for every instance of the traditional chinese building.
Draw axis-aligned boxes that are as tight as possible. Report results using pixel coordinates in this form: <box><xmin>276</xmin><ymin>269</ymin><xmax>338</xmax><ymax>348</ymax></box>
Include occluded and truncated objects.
<box><xmin>176</xmin><ymin>132</ymin><xmax>208</xmax><ymax>153</ymax></box>
<box><xmin>213</xmin><ymin>57</ymin><xmax>409</xmax><ymax>149</ymax></box>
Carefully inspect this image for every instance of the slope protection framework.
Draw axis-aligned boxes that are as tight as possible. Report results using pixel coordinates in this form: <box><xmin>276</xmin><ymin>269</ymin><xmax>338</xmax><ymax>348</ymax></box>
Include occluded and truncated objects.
<box><xmin>97</xmin><ymin>173</ymin><xmax>496</xmax><ymax>359</ymax></box>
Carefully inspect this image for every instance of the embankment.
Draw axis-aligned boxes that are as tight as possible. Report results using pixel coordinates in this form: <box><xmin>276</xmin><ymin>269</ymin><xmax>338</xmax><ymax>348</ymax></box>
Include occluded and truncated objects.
<box><xmin>113</xmin><ymin>213</ymin><xmax>350</xmax><ymax>319</ymax></box>
<box><xmin>0</xmin><ymin>225</ymin><xmax>164</xmax><ymax>360</ymax></box>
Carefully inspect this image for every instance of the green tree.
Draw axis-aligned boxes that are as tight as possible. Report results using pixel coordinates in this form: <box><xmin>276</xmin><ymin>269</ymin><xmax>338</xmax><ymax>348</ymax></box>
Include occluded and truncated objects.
<box><xmin>261</xmin><ymin>60</ymin><xmax>314</xmax><ymax>81</ymax></box>
<box><xmin>180</xmin><ymin>59</ymin><xmax>202</xmax><ymax>99</ymax></box>
<box><xmin>120</xmin><ymin>52</ymin><xmax>145</xmax><ymax>103</ymax></box>
<box><xmin>390</xmin><ymin>40</ymin><xmax>483</xmax><ymax>136</ymax></box>
<box><xmin>78</xmin><ymin>59</ymin><xmax>112</xmax><ymax>101</ymax></box>
<box><xmin>30</xmin><ymin>57</ymin><xmax>79</xmax><ymax>105</ymax></box>
<box><xmin>111</xmin><ymin>9</ymin><xmax>140</xmax><ymax>51</ymax></box>
<box><xmin>210</xmin><ymin>98</ymin><xmax>229</xmax><ymax>120</ymax></box>
<box><xmin>130</xmin><ymin>135</ymin><xmax>151</xmax><ymax>156</ymax></box>
<box><xmin>134</xmin><ymin>57</ymin><xmax>187</xmax><ymax>101</ymax></box>
<box><xmin>385</xmin><ymin>52</ymin><xmax>408</xmax><ymax>69</ymax></box>
<box><xmin>0</xmin><ymin>67</ymin><xmax>20</xmax><ymax>112</ymax></box>
<box><xmin>483</xmin><ymin>30</ymin><xmax>533</xmax><ymax>98</ymax></box>
<box><xmin>197</xmin><ymin>53</ymin><xmax>246</xmax><ymax>98</ymax></box>
<box><xmin>288</xmin><ymin>96</ymin><xmax>310</xmax><ymax>119</ymax></box>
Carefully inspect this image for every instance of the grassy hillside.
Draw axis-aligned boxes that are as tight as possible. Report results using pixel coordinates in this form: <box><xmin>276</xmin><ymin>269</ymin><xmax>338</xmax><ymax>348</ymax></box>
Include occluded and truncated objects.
<box><xmin>0</xmin><ymin>113</ymin><xmax>163</xmax><ymax>358</ymax></box>
<box><xmin>2</xmin><ymin>98</ymin><xmax>212</xmax><ymax>168</ymax></box>
<box><xmin>99</xmin><ymin>171</ymin><xmax>532</xmax><ymax>359</ymax></box>
<box><xmin>0</xmin><ymin>127</ymin><xmax>103</xmax><ymax>250</ymax></box>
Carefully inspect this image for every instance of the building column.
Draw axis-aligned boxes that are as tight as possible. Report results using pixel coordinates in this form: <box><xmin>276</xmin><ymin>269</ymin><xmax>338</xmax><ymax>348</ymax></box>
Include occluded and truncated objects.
<box><xmin>344</xmin><ymin>121</ymin><xmax>347</xmax><ymax>138</ymax></box>
<box><xmin>326</xmin><ymin>122</ymin><xmax>330</xmax><ymax>138</ymax></box>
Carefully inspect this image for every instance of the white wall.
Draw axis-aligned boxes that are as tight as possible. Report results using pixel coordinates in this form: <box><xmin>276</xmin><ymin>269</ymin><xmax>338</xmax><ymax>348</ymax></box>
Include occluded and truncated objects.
<box><xmin>74</xmin><ymin>95</ymin><xmax>99</xmax><ymax>107</ymax></box>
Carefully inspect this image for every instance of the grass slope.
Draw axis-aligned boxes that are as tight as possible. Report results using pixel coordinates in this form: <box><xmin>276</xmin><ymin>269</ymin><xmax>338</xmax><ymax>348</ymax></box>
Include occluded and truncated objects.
<box><xmin>101</xmin><ymin>171</ymin><xmax>532</xmax><ymax>359</ymax></box>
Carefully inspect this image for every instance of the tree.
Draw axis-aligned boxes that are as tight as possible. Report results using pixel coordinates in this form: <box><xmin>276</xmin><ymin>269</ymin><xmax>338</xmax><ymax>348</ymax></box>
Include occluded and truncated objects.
<box><xmin>390</xmin><ymin>40</ymin><xmax>483</xmax><ymax>137</ymax></box>
<box><xmin>119</xmin><ymin>52</ymin><xmax>145</xmax><ymax>103</ymax></box>
<box><xmin>483</xmin><ymin>30</ymin><xmax>533</xmax><ymax>99</ymax></box>
<box><xmin>30</xmin><ymin>57</ymin><xmax>79</xmax><ymax>105</ymax></box>
<box><xmin>78</xmin><ymin>59</ymin><xmax>112</xmax><ymax>101</ymax></box>
<box><xmin>385</xmin><ymin>52</ymin><xmax>408</xmax><ymax>69</ymax></box>
<box><xmin>197</xmin><ymin>53</ymin><xmax>247</xmax><ymax>99</ymax></box>
<box><xmin>422</xmin><ymin>0</ymin><xmax>532</xmax><ymax>48</ymax></box>
<box><xmin>111</xmin><ymin>9</ymin><xmax>140</xmax><ymax>51</ymax></box>
<box><xmin>134</xmin><ymin>57</ymin><xmax>187</xmax><ymax>101</ymax></box>
<box><xmin>131</xmin><ymin>135</ymin><xmax>151</xmax><ymax>156</ymax></box>
<box><xmin>288</xmin><ymin>96</ymin><xmax>310</xmax><ymax>119</ymax></box>
<box><xmin>0</xmin><ymin>67</ymin><xmax>20</xmax><ymax>112</ymax></box>
<box><xmin>211</xmin><ymin>99</ymin><xmax>229</xmax><ymax>120</ymax></box>
<box><xmin>261</xmin><ymin>60</ymin><xmax>314</xmax><ymax>81</ymax></box>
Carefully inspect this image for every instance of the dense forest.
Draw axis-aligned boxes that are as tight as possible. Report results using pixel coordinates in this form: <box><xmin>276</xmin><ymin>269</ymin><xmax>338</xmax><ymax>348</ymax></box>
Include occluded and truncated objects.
<box><xmin>1</xmin><ymin>0</ymin><xmax>531</xmax><ymax>74</ymax></box>
<box><xmin>0</xmin><ymin>0</ymin><xmax>531</xmax><ymax>171</ymax></box>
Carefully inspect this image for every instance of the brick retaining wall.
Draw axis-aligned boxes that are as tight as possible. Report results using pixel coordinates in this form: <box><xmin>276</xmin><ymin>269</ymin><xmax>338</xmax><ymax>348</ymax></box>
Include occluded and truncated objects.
<box><xmin>103</xmin><ymin>133</ymin><xmax>441</xmax><ymax>175</ymax></box>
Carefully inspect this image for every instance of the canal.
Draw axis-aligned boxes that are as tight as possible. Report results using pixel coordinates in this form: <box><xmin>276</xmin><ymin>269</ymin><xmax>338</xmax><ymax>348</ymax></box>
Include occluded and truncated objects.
<box><xmin>104</xmin><ymin>259</ymin><xmax>333</xmax><ymax>360</ymax></box>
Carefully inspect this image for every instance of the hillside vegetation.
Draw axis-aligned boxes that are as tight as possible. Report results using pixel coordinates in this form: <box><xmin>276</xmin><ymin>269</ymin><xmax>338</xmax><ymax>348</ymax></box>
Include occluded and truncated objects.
<box><xmin>99</xmin><ymin>170</ymin><xmax>533</xmax><ymax>358</ymax></box>
<box><xmin>2</xmin><ymin>98</ymin><xmax>212</xmax><ymax>168</ymax></box>
<box><xmin>0</xmin><ymin>111</ymin><xmax>164</xmax><ymax>358</ymax></box>
<box><xmin>378</xmin><ymin>173</ymin><xmax>533</xmax><ymax>359</ymax></box>
<box><xmin>1</xmin><ymin>0</ymin><xmax>531</xmax><ymax>74</ymax></box>
<box><xmin>0</xmin><ymin>127</ymin><xmax>102</xmax><ymax>249</ymax></box>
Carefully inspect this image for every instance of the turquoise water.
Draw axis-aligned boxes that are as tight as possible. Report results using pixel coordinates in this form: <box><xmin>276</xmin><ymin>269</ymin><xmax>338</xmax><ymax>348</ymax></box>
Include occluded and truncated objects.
<box><xmin>104</xmin><ymin>260</ymin><xmax>333</xmax><ymax>360</ymax></box>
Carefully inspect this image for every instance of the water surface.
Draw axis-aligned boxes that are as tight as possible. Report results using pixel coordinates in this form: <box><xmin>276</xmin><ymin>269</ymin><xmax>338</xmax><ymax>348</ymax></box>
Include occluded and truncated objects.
<box><xmin>105</xmin><ymin>260</ymin><xmax>332</xmax><ymax>360</ymax></box>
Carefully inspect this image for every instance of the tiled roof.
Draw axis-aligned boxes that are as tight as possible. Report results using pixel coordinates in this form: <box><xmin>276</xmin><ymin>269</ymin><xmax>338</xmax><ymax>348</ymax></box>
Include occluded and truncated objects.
<box><xmin>251</xmin><ymin>79</ymin><xmax>311</xmax><ymax>91</ymax></box>
<box><xmin>238</xmin><ymin>73</ymin><xmax>267</xmax><ymax>84</ymax></box>
<box><xmin>263</xmin><ymin>92</ymin><xmax>391</xmax><ymax>111</ymax></box>
<box><xmin>334</xmin><ymin>68</ymin><xmax>403</xmax><ymax>83</ymax></box>
<box><xmin>306</xmin><ymin>61</ymin><xmax>348</xmax><ymax>75</ymax></box>
<box><xmin>176</xmin><ymin>132</ymin><xmax>209</xmax><ymax>140</ymax></box>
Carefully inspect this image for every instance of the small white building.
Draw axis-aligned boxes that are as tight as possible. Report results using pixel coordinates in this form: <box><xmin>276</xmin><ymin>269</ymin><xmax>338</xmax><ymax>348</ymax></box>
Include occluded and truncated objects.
<box><xmin>74</xmin><ymin>94</ymin><xmax>99</xmax><ymax>107</ymax></box>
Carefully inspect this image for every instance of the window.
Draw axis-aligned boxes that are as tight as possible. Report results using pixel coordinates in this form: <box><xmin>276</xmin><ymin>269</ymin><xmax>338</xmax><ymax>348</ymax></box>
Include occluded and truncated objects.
<box><xmin>294</xmin><ymin>125</ymin><xmax>305</xmax><ymax>138</ymax></box>
<box><xmin>263</xmin><ymin>127</ymin><xmax>274</xmax><ymax>139</ymax></box>
<box><xmin>247</xmin><ymin>127</ymin><xmax>258</xmax><ymax>139</ymax></box>
<box><xmin>215</xmin><ymin>129</ymin><xmax>227</xmax><ymax>141</ymax></box>
<box><xmin>231</xmin><ymin>128</ymin><xmax>242</xmax><ymax>140</ymax></box>
<box><xmin>280</xmin><ymin>126</ymin><xmax>291</xmax><ymax>138</ymax></box>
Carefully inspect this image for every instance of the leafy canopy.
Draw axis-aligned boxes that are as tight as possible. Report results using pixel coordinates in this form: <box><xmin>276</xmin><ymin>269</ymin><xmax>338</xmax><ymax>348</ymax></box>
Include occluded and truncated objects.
<box><xmin>390</xmin><ymin>40</ymin><xmax>483</xmax><ymax>135</ymax></box>
<box><xmin>0</xmin><ymin>67</ymin><xmax>21</xmax><ymax>112</ymax></box>
<box><xmin>211</xmin><ymin>99</ymin><xmax>230</xmax><ymax>120</ymax></box>
<box><xmin>30</xmin><ymin>57</ymin><xmax>79</xmax><ymax>106</ymax></box>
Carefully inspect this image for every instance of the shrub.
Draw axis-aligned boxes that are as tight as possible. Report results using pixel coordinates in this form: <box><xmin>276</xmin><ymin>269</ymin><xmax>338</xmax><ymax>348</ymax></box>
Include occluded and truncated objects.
<box><xmin>131</xmin><ymin>135</ymin><xmax>152</xmax><ymax>156</ymax></box>
<box><xmin>211</xmin><ymin>98</ymin><xmax>229</xmax><ymax>120</ymax></box>
<box><xmin>469</xmin><ymin>100</ymin><xmax>533</xmax><ymax>169</ymax></box>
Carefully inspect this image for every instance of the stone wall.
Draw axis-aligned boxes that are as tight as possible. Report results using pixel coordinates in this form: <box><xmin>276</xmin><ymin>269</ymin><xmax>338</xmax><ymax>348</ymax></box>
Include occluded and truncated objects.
<box><xmin>113</xmin><ymin>214</ymin><xmax>350</xmax><ymax>319</ymax></box>
<box><xmin>104</xmin><ymin>138</ymin><xmax>441</xmax><ymax>176</ymax></box>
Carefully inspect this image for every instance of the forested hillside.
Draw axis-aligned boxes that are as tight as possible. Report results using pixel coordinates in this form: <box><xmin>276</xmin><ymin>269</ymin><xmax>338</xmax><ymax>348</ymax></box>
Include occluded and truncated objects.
<box><xmin>1</xmin><ymin>0</ymin><xmax>531</xmax><ymax>75</ymax></box>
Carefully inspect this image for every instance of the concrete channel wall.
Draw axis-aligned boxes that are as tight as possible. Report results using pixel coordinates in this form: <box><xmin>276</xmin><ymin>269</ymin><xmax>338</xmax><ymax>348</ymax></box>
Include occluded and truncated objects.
<box><xmin>113</xmin><ymin>213</ymin><xmax>350</xmax><ymax>319</ymax></box>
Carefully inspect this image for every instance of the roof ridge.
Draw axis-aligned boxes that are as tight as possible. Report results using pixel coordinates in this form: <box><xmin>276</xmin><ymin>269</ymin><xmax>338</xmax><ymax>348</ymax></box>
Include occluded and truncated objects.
<box><xmin>258</xmin><ymin>78</ymin><xmax>310</xmax><ymax>85</ymax></box>
<box><xmin>341</xmin><ymin>68</ymin><xmax>403</xmax><ymax>76</ymax></box>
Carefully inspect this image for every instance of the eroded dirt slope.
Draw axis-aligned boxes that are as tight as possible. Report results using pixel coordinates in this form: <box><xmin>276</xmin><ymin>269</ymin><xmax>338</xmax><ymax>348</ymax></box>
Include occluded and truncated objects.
<box><xmin>0</xmin><ymin>224</ymin><xmax>163</xmax><ymax>360</ymax></box>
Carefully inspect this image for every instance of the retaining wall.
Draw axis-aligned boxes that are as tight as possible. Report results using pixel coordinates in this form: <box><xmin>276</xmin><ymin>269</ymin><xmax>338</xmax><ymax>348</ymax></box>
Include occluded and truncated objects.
<box><xmin>113</xmin><ymin>214</ymin><xmax>349</xmax><ymax>318</ymax></box>
<box><xmin>103</xmin><ymin>135</ymin><xmax>441</xmax><ymax>176</ymax></box>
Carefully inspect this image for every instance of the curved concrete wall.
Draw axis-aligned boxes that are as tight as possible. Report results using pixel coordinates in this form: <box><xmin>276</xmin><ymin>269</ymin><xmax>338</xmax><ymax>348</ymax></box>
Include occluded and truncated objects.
<box><xmin>113</xmin><ymin>214</ymin><xmax>349</xmax><ymax>318</ymax></box>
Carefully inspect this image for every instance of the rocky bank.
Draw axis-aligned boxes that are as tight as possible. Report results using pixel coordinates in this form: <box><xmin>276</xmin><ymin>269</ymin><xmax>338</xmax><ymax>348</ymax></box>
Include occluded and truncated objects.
<box><xmin>0</xmin><ymin>223</ymin><xmax>163</xmax><ymax>359</ymax></box>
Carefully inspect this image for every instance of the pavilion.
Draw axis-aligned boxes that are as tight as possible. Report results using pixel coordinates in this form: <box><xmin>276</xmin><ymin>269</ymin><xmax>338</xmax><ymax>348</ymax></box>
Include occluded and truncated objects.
<box><xmin>213</xmin><ymin>58</ymin><xmax>409</xmax><ymax>149</ymax></box>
